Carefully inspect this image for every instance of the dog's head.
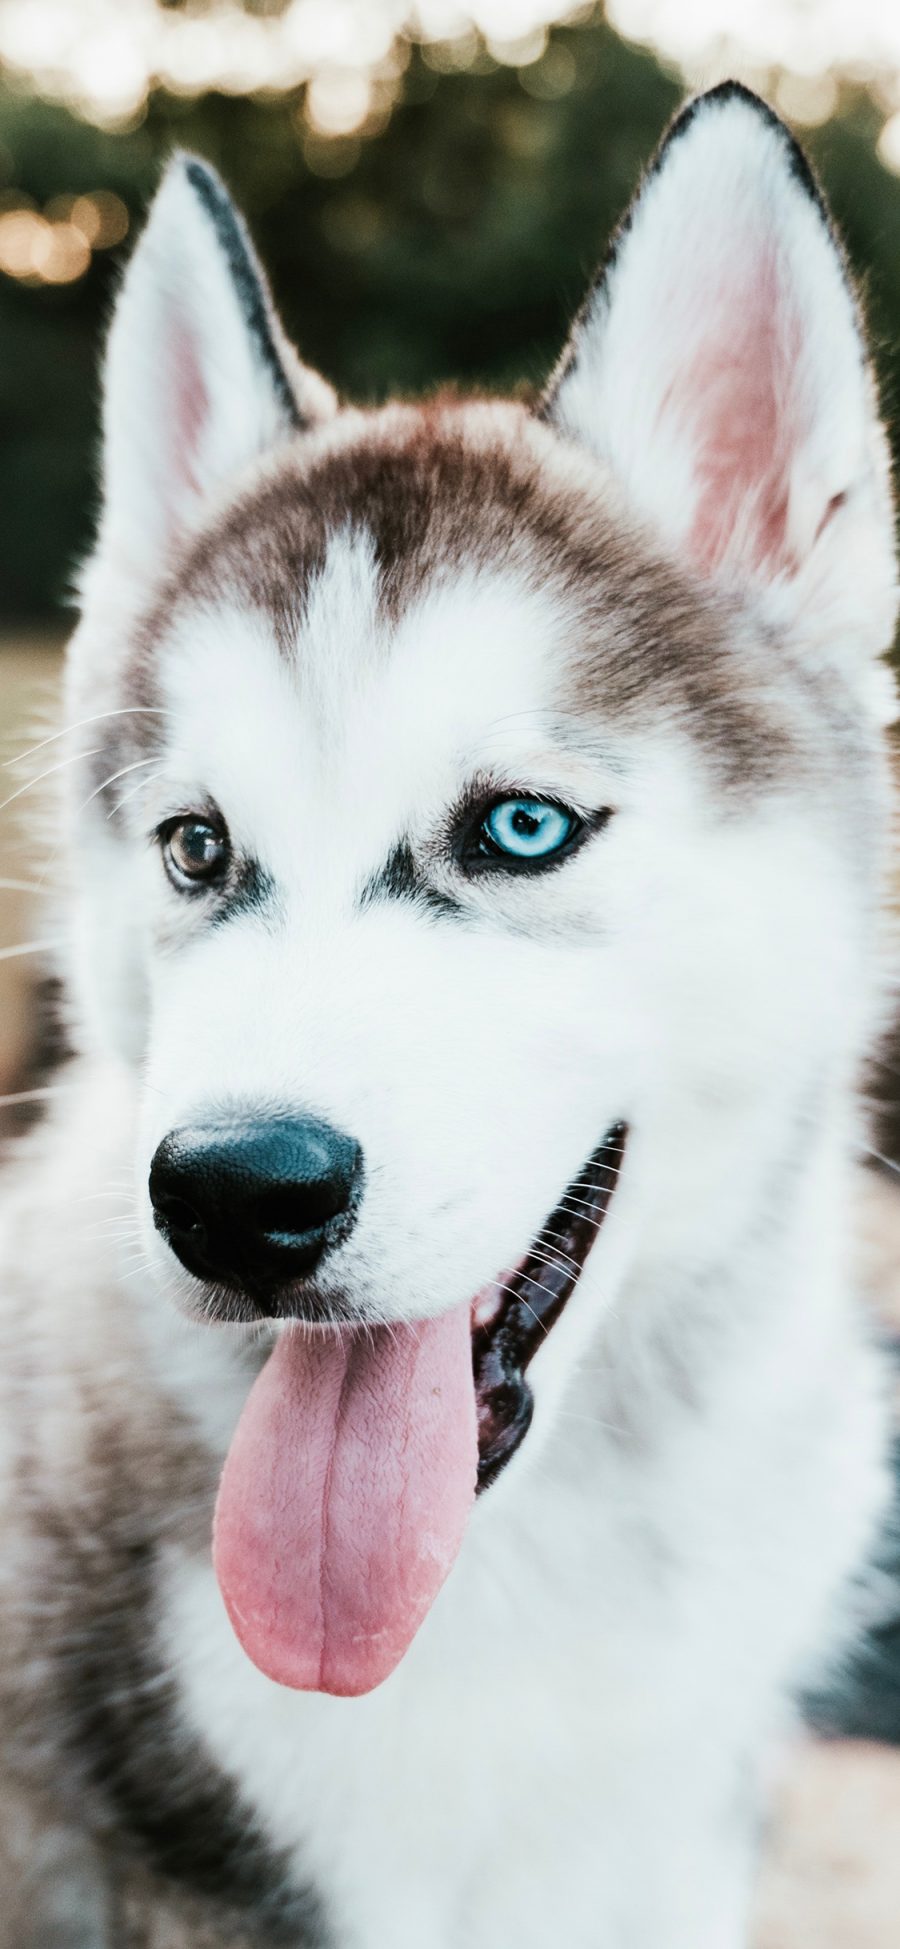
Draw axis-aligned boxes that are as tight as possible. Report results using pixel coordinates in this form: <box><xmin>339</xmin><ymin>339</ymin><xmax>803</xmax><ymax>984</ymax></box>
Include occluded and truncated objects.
<box><xmin>65</xmin><ymin>84</ymin><xmax>897</xmax><ymax>1693</ymax></box>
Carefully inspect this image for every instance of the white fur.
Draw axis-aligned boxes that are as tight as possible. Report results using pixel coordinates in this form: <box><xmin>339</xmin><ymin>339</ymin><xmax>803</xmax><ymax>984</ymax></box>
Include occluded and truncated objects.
<box><xmin>12</xmin><ymin>92</ymin><xmax>900</xmax><ymax>1946</ymax></box>
<box><xmin>549</xmin><ymin>89</ymin><xmax>898</xmax><ymax>690</ymax></box>
<box><xmin>119</xmin><ymin>551</ymin><xmax>889</xmax><ymax>1943</ymax></box>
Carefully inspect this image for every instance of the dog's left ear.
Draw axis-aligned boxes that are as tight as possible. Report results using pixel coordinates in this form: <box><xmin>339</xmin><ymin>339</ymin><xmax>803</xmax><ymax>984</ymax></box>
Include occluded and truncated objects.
<box><xmin>97</xmin><ymin>155</ymin><xmax>335</xmax><ymax>583</ymax></box>
<box><xmin>543</xmin><ymin>84</ymin><xmax>897</xmax><ymax>683</ymax></box>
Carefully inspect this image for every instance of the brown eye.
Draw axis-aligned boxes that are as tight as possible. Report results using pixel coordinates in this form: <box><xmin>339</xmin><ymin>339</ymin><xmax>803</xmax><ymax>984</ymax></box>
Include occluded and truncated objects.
<box><xmin>162</xmin><ymin>817</ymin><xmax>229</xmax><ymax>888</ymax></box>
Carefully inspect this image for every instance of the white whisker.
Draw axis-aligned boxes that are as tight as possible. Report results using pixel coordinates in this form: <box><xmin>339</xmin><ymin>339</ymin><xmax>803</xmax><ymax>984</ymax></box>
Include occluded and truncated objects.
<box><xmin>0</xmin><ymin>1084</ymin><xmax>72</xmax><ymax>1107</ymax></box>
<box><xmin>109</xmin><ymin>768</ymin><xmax>164</xmax><ymax>820</ymax></box>
<box><xmin>863</xmin><ymin>1144</ymin><xmax>900</xmax><ymax>1178</ymax></box>
<box><xmin>0</xmin><ymin>745</ymin><xmax>102</xmax><ymax>818</ymax></box>
<box><xmin>0</xmin><ymin>939</ymin><xmax>61</xmax><ymax>963</ymax></box>
<box><xmin>78</xmin><ymin>755</ymin><xmax>162</xmax><ymax>817</ymax></box>
<box><xmin>5</xmin><ymin>707</ymin><xmax>170</xmax><ymax>771</ymax></box>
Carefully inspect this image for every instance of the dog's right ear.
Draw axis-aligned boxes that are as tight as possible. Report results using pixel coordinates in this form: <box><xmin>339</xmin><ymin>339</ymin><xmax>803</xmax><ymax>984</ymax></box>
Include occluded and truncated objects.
<box><xmin>97</xmin><ymin>155</ymin><xmax>335</xmax><ymax>582</ymax></box>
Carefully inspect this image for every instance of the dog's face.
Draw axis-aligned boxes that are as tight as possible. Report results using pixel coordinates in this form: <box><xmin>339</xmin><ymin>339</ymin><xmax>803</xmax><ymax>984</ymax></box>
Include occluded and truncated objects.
<box><xmin>64</xmin><ymin>87</ymin><xmax>897</xmax><ymax>1691</ymax></box>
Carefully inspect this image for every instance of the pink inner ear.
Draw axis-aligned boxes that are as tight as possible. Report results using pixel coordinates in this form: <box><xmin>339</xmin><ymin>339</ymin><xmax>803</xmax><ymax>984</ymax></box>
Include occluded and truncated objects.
<box><xmin>682</xmin><ymin>248</ymin><xmax>799</xmax><ymax>578</ymax></box>
<box><xmin>169</xmin><ymin>317</ymin><xmax>209</xmax><ymax>517</ymax></box>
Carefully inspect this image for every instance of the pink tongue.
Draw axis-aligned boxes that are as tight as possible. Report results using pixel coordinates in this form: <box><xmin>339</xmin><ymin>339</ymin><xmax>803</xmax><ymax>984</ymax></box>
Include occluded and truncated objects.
<box><xmin>213</xmin><ymin>1306</ymin><xmax>477</xmax><ymax>1697</ymax></box>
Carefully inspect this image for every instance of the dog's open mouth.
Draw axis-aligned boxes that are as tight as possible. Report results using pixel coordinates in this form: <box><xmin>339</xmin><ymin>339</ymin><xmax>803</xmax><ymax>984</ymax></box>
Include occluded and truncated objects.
<box><xmin>213</xmin><ymin>1123</ymin><xmax>626</xmax><ymax>1699</ymax></box>
<box><xmin>472</xmin><ymin>1121</ymin><xmax>626</xmax><ymax>1492</ymax></box>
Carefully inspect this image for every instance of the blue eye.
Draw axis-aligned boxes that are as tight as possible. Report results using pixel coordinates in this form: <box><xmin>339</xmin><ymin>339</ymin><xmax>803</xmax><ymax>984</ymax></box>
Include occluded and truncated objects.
<box><xmin>481</xmin><ymin>798</ymin><xmax>578</xmax><ymax>863</ymax></box>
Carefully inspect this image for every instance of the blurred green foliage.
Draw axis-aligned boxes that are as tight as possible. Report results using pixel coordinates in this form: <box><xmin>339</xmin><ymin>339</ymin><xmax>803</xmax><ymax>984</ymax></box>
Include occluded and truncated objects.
<box><xmin>1</xmin><ymin>11</ymin><xmax>900</xmax><ymax>620</ymax></box>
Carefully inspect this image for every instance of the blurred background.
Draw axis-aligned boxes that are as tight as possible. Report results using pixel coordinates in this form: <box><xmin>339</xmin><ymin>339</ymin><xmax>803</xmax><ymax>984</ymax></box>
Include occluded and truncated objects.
<box><xmin>2</xmin><ymin>5</ymin><xmax>900</xmax><ymax>1940</ymax></box>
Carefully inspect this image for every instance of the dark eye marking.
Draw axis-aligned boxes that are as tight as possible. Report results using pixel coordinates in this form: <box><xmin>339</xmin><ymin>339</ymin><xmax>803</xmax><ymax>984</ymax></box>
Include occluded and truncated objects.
<box><xmin>456</xmin><ymin>793</ymin><xmax>612</xmax><ymax>876</ymax></box>
<box><xmin>360</xmin><ymin>842</ymin><xmax>464</xmax><ymax>919</ymax></box>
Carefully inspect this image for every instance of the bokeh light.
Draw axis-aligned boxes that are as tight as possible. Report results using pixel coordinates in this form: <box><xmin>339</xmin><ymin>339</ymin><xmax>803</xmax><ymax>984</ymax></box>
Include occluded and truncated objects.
<box><xmin>0</xmin><ymin>189</ymin><xmax>129</xmax><ymax>284</ymax></box>
<box><xmin>610</xmin><ymin>0</ymin><xmax>900</xmax><ymax>87</ymax></box>
<box><xmin>1</xmin><ymin>0</ymin><xmax>898</xmax><ymax>139</ymax></box>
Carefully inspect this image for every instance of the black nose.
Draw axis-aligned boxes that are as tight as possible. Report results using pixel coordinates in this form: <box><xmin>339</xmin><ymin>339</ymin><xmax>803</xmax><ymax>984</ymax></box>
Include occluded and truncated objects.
<box><xmin>149</xmin><ymin>1114</ymin><xmax>363</xmax><ymax>1299</ymax></box>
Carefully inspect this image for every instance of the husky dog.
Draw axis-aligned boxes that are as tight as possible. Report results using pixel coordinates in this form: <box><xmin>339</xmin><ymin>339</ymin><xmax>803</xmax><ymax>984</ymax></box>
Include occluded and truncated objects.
<box><xmin>0</xmin><ymin>79</ymin><xmax>898</xmax><ymax>1948</ymax></box>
